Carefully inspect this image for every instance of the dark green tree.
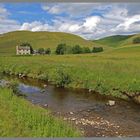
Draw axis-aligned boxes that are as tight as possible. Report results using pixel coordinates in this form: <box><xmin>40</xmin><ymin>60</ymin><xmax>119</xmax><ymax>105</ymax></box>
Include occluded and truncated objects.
<box><xmin>55</xmin><ymin>44</ymin><xmax>66</xmax><ymax>55</ymax></box>
<box><xmin>82</xmin><ymin>47</ymin><xmax>91</xmax><ymax>53</ymax></box>
<box><xmin>133</xmin><ymin>37</ymin><xmax>140</xmax><ymax>44</ymax></box>
<box><xmin>72</xmin><ymin>45</ymin><xmax>82</xmax><ymax>54</ymax></box>
<box><xmin>45</xmin><ymin>48</ymin><xmax>51</xmax><ymax>54</ymax></box>
<box><xmin>92</xmin><ymin>47</ymin><xmax>103</xmax><ymax>53</ymax></box>
<box><xmin>38</xmin><ymin>48</ymin><xmax>45</xmax><ymax>54</ymax></box>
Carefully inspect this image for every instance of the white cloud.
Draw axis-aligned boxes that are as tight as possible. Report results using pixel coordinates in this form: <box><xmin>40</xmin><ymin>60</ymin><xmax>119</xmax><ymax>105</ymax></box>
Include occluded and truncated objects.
<box><xmin>58</xmin><ymin>23</ymin><xmax>81</xmax><ymax>33</ymax></box>
<box><xmin>0</xmin><ymin>5</ymin><xmax>20</xmax><ymax>34</ymax></box>
<box><xmin>116</xmin><ymin>15</ymin><xmax>140</xmax><ymax>30</ymax></box>
<box><xmin>42</xmin><ymin>3</ymin><xmax>102</xmax><ymax>17</ymax></box>
<box><xmin>40</xmin><ymin>3</ymin><xmax>134</xmax><ymax>39</ymax></box>
<box><xmin>83</xmin><ymin>16</ymin><xmax>100</xmax><ymax>31</ymax></box>
<box><xmin>20</xmin><ymin>21</ymin><xmax>51</xmax><ymax>31</ymax></box>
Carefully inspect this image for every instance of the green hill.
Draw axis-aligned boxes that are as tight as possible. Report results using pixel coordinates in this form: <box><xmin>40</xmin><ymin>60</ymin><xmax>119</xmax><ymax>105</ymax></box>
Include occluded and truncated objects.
<box><xmin>93</xmin><ymin>34</ymin><xmax>140</xmax><ymax>55</ymax></box>
<box><xmin>0</xmin><ymin>31</ymin><xmax>103</xmax><ymax>55</ymax></box>
<box><xmin>94</xmin><ymin>35</ymin><xmax>134</xmax><ymax>48</ymax></box>
<box><xmin>1</xmin><ymin>31</ymin><xmax>140</xmax><ymax>56</ymax></box>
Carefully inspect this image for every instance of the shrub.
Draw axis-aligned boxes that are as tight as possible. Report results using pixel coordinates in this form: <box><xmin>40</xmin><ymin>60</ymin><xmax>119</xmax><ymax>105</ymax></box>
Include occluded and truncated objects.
<box><xmin>133</xmin><ymin>37</ymin><xmax>140</xmax><ymax>44</ymax></box>
<box><xmin>55</xmin><ymin>69</ymin><xmax>72</xmax><ymax>87</ymax></box>
<box><xmin>38</xmin><ymin>48</ymin><xmax>45</xmax><ymax>54</ymax></box>
<box><xmin>92</xmin><ymin>47</ymin><xmax>103</xmax><ymax>53</ymax></box>
<box><xmin>45</xmin><ymin>48</ymin><xmax>51</xmax><ymax>54</ymax></box>
<box><xmin>72</xmin><ymin>45</ymin><xmax>83</xmax><ymax>54</ymax></box>
<box><xmin>82</xmin><ymin>47</ymin><xmax>91</xmax><ymax>53</ymax></box>
<box><xmin>55</xmin><ymin>44</ymin><xmax>67</xmax><ymax>55</ymax></box>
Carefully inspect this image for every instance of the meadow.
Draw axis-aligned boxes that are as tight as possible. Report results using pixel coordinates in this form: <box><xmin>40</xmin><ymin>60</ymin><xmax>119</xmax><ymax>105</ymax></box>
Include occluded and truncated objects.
<box><xmin>0</xmin><ymin>45</ymin><xmax>140</xmax><ymax>100</ymax></box>
<box><xmin>0</xmin><ymin>87</ymin><xmax>80</xmax><ymax>137</ymax></box>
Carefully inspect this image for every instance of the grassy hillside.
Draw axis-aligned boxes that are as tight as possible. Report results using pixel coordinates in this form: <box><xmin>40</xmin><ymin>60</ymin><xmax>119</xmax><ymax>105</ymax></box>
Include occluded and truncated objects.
<box><xmin>94</xmin><ymin>35</ymin><xmax>134</xmax><ymax>48</ymax></box>
<box><xmin>121</xmin><ymin>34</ymin><xmax>140</xmax><ymax>46</ymax></box>
<box><xmin>1</xmin><ymin>31</ymin><xmax>140</xmax><ymax>55</ymax></box>
<box><xmin>0</xmin><ymin>31</ymin><xmax>103</xmax><ymax>55</ymax></box>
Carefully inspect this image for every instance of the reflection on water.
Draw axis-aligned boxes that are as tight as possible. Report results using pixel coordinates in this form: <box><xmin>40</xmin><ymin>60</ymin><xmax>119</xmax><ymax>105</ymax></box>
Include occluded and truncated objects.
<box><xmin>19</xmin><ymin>80</ymin><xmax>111</xmax><ymax>113</ymax></box>
<box><xmin>2</xmin><ymin>75</ymin><xmax>113</xmax><ymax>113</ymax></box>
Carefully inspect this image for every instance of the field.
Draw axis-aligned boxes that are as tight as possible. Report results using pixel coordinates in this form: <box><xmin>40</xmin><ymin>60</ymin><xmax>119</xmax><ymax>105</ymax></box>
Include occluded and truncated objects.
<box><xmin>0</xmin><ymin>44</ymin><xmax>140</xmax><ymax>100</ymax></box>
<box><xmin>0</xmin><ymin>87</ymin><xmax>80</xmax><ymax>137</ymax></box>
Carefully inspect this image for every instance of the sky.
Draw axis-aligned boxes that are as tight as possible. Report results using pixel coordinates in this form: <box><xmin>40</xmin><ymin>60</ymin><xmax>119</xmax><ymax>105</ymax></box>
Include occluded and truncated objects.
<box><xmin>1</xmin><ymin>3</ymin><xmax>140</xmax><ymax>39</ymax></box>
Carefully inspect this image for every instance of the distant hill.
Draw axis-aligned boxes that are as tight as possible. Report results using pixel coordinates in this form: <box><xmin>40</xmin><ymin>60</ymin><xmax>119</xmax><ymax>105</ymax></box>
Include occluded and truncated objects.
<box><xmin>94</xmin><ymin>35</ymin><xmax>134</xmax><ymax>48</ymax></box>
<box><xmin>94</xmin><ymin>34</ymin><xmax>140</xmax><ymax>55</ymax></box>
<box><xmin>0</xmin><ymin>31</ymin><xmax>103</xmax><ymax>55</ymax></box>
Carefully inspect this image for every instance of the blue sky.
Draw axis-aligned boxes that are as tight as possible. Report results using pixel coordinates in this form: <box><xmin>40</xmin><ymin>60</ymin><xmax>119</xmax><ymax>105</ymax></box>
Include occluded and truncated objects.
<box><xmin>1</xmin><ymin>3</ymin><xmax>140</xmax><ymax>39</ymax></box>
<box><xmin>4</xmin><ymin>3</ymin><xmax>54</xmax><ymax>23</ymax></box>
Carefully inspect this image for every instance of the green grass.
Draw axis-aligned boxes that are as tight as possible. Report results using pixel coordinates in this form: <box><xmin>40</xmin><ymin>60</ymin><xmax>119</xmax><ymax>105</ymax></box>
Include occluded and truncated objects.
<box><xmin>0</xmin><ymin>45</ymin><xmax>140</xmax><ymax>99</ymax></box>
<box><xmin>0</xmin><ymin>31</ymin><xmax>104</xmax><ymax>55</ymax></box>
<box><xmin>0</xmin><ymin>87</ymin><xmax>80</xmax><ymax>137</ymax></box>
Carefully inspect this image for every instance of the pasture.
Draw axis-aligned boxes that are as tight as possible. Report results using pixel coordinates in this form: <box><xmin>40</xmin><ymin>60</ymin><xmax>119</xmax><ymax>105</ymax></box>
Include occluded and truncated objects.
<box><xmin>0</xmin><ymin>45</ymin><xmax>140</xmax><ymax>99</ymax></box>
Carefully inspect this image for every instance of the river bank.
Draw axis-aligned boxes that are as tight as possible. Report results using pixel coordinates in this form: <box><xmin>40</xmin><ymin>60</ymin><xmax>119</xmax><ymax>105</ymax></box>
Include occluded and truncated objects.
<box><xmin>0</xmin><ymin>87</ymin><xmax>80</xmax><ymax>137</ymax></box>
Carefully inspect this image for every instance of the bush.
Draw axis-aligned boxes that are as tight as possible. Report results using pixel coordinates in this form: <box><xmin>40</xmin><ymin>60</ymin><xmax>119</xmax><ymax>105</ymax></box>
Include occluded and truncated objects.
<box><xmin>38</xmin><ymin>48</ymin><xmax>45</xmax><ymax>54</ymax></box>
<box><xmin>72</xmin><ymin>45</ymin><xmax>83</xmax><ymax>54</ymax></box>
<box><xmin>55</xmin><ymin>69</ymin><xmax>72</xmax><ymax>87</ymax></box>
<box><xmin>55</xmin><ymin>44</ymin><xmax>67</xmax><ymax>55</ymax></box>
<box><xmin>92</xmin><ymin>47</ymin><xmax>103</xmax><ymax>53</ymax></box>
<box><xmin>45</xmin><ymin>48</ymin><xmax>51</xmax><ymax>54</ymax></box>
<box><xmin>133</xmin><ymin>37</ymin><xmax>140</xmax><ymax>44</ymax></box>
<box><xmin>82</xmin><ymin>47</ymin><xmax>91</xmax><ymax>53</ymax></box>
<box><xmin>55</xmin><ymin>43</ymin><xmax>91</xmax><ymax>55</ymax></box>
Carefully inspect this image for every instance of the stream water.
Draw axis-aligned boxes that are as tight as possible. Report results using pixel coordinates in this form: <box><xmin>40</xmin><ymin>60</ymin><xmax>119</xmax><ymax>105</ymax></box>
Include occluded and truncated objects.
<box><xmin>1</xmin><ymin>75</ymin><xmax>140</xmax><ymax>137</ymax></box>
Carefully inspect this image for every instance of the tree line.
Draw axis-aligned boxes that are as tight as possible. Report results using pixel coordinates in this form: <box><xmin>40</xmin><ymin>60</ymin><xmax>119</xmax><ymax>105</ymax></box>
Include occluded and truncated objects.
<box><xmin>55</xmin><ymin>43</ymin><xmax>103</xmax><ymax>55</ymax></box>
<box><xmin>19</xmin><ymin>42</ymin><xmax>103</xmax><ymax>55</ymax></box>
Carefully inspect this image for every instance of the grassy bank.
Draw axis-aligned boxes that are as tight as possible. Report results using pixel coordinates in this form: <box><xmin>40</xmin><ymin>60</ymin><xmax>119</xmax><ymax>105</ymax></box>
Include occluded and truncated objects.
<box><xmin>0</xmin><ymin>45</ymin><xmax>140</xmax><ymax>100</ymax></box>
<box><xmin>0</xmin><ymin>87</ymin><xmax>80</xmax><ymax>137</ymax></box>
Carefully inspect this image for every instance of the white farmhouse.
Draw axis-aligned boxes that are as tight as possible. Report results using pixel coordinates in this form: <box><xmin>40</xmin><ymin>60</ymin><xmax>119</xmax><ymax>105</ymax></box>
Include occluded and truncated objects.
<box><xmin>16</xmin><ymin>45</ymin><xmax>31</xmax><ymax>55</ymax></box>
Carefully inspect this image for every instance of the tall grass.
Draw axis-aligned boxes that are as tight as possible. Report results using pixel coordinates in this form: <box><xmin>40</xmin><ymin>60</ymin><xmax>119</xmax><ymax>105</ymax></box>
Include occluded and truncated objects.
<box><xmin>0</xmin><ymin>88</ymin><xmax>80</xmax><ymax>137</ymax></box>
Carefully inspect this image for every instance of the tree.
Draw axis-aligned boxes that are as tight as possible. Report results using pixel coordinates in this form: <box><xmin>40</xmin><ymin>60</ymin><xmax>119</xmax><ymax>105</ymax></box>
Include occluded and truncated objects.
<box><xmin>72</xmin><ymin>45</ymin><xmax>82</xmax><ymax>54</ymax></box>
<box><xmin>45</xmin><ymin>48</ymin><xmax>51</xmax><ymax>54</ymax></box>
<box><xmin>55</xmin><ymin>44</ymin><xmax>66</xmax><ymax>55</ymax></box>
<box><xmin>38</xmin><ymin>48</ymin><xmax>45</xmax><ymax>54</ymax></box>
<box><xmin>82</xmin><ymin>47</ymin><xmax>91</xmax><ymax>53</ymax></box>
<box><xmin>92</xmin><ymin>47</ymin><xmax>103</xmax><ymax>53</ymax></box>
<box><xmin>133</xmin><ymin>37</ymin><xmax>140</xmax><ymax>44</ymax></box>
<box><xmin>20</xmin><ymin>42</ymin><xmax>31</xmax><ymax>47</ymax></box>
<box><xmin>20</xmin><ymin>42</ymin><xmax>33</xmax><ymax>54</ymax></box>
